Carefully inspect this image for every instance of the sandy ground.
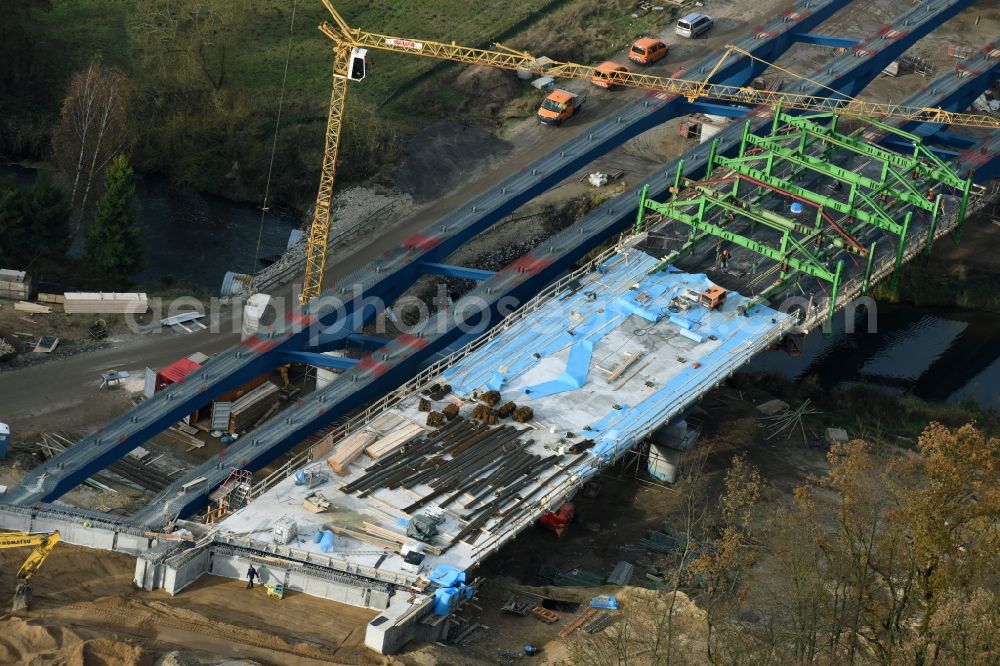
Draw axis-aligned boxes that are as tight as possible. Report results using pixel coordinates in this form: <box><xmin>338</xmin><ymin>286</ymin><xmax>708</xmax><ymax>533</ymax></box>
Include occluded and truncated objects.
<box><xmin>1</xmin><ymin>0</ymin><xmax>996</xmax><ymax>661</ymax></box>
<box><xmin>0</xmin><ymin>543</ymin><xmax>385</xmax><ymax>666</ymax></box>
<box><xmin>387</xmin><ymin>382</ymin><xmax>835</xmax><ymax>664</ymax></box>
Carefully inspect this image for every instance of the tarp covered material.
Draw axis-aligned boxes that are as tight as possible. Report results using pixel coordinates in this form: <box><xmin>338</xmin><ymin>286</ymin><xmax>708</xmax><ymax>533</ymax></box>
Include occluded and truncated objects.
<box><xmin>429</xmin><ymin>564</ymin><xmax>465</xmax><ymax>588</ymax></box>
<box><xmin>433</xmin><ymin>587</ymin><xmax>459</xmax><ymax>615</ymax></box>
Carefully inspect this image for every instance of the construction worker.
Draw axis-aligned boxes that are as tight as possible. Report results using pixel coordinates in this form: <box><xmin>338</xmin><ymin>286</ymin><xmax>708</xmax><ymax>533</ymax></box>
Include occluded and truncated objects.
<box><xmin>720</xmin><ymin>248</ymin><xmax>731</xmax><ymax>270</ymax></box>
<box><xmin>246</xmin><ymin>564</ymin><xmax>259</xmax><ymax>589</ymax></box>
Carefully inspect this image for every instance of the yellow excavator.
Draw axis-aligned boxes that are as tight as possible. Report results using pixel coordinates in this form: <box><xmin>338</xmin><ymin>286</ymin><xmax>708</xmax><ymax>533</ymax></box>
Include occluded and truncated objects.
<box><xmin>1</xmin><ymin>530</ymin><xmax>60</xmax><ymax>611</ymax></box>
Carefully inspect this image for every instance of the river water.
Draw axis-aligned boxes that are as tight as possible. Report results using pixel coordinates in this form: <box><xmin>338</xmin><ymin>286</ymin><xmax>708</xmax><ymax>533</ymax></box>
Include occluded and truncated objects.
<box><xmin>2</xmin><ymin>165</ymin><xmax>299</xmax><ymax>292</ymax></box>
<box><xmin>5</xmin><ymin>166</ymin><xmax>998</xmax><ymax>408</ymax></box>
<box><xmin>748</xmin><ymin>302</ymin><xmax>1000</xmax><ymax>410</ymax></box>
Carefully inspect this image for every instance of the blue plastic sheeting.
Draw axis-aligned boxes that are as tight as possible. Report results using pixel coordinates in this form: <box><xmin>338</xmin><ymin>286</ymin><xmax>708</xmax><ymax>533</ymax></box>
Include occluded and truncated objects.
<box><xmin>444</xmin><ymin>253</ymin><xmax>742</xmax><ymax>396</ymax></box>
<box><xmin>521</xmin><ymin>339</ymin><xmax>594</xmax><ymax>399</ymax></box>
<box><xmin>429</xmin><ymin>564</ymin><xmax>465</xmax><ymax>588</ymax></box>
<box><xmin>434</xmin><ymin>587</ymin><xmax>459</xmax><ymax>615</ymax></box>
<box><xmin>314</xmin><ymin>530</ymin><xmax>335</xmax><ymax>553</ymax></box>
<box><xmin>443</xmin><ymin>251</ymin><xmax>792</xmax><ymax>486</ymax></box>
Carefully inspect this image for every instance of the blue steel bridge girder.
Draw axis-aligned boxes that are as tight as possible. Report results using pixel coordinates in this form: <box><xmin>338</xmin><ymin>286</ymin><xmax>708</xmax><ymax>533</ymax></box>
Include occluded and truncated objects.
<box><xmin>792</xmin><ymin>32</ymin><xmax>860</xmax><ymax>49</ymax></box>
<box><xmin>131</xmin><ymin>4</ymin><xmax>999</xmax><ymax>529</ymax></box>
<box><xmin>418</xmin><ymin>262</ymin><xmax>497</xmax><ymax>281</ymax></box>
<box><xmin>5</xmin><ymin>0</ymin><xmax>853</xmax><ymax>510</ymax></box>
<box><xmin>17</xmin><ymin>0</ymin><xmax>1000</xmax><ymax>521</ymax></box>
<box><xmin>923</xmin><ymin>131</ymin><xmax>977</xmax><ymax>150</ymax></box>
<box><xmin>278</xmin><ymin>351</ymin><xmax>358</xmax><ymax>370</ymax></box>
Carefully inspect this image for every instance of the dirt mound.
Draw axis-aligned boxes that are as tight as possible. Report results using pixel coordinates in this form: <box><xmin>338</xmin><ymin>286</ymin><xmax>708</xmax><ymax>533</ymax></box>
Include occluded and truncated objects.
<box><xmin>394</xmin><ymin>121</ymin><xmax>512</xmax><ymax>202</ymax></box>
<box><xmin>0</xmin><ymin>616</ymin><xmax>149</xmax><ymax>666</ymax></box>
<box><xmin>454</xmin><ymin>66</ymin><xmax>521</xmax><ymax>104</ymax></box>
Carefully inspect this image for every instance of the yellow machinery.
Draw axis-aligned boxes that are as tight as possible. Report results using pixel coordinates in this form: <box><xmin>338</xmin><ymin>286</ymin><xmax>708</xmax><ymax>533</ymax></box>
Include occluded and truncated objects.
<box><xmin>1</xmin><ymin>530</ymin><xmax>61</xmax><ymax>611</ymax></box>
<box><xmin>299</xmin><ymin>1</ymin><xmax>1000</xmax><ymax>303</ymax></box>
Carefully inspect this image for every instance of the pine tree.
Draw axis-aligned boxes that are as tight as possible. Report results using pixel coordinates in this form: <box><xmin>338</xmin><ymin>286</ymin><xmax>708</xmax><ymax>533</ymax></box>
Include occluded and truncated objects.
<box><xmin>84</xmin><ymin>154</ymin><xmax>142</xmax><ymax>288</ymax></box>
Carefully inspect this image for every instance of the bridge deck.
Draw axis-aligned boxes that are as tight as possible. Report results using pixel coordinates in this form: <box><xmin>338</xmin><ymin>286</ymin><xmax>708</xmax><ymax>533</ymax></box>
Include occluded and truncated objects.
<box><xmin>212</xmin><ymin>251</ymin><xmax>792</xmax><ymax>576</ymax></box>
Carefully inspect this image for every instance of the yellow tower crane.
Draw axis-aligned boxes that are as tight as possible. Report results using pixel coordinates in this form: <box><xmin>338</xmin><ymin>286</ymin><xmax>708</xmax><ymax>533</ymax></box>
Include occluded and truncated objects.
<box><xmin>1</xmin><ymin>530</ymin><xmax>61</xmax><ymax>611</ymax></box>
<box><xmin>299</xmin><ymin>0</ymin><xmax>1000</xmax><ymax>303</ymax></box>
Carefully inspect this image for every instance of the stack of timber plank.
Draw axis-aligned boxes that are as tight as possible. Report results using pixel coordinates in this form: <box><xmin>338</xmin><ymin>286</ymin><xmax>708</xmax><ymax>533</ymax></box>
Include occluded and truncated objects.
<box><xmin>0</xmin><ymin>269</ymin><xmax>30</xmax><ymax>300</ymax></box>
<box><xmin>365</xmin><ymin>422</ymin><xmax>425</xmax><ymax>460</ymax></box>
<box><xmin>64</xmin><ymin>292</ymin><xmax>149</xmax><ymax>314</ymax></box>
<box><xmin>228</xmin><ymin>382</ymin><xmax>280</xmax><ymax>432</ymax></box>
<box><xmin>326</xmin><ymin>430</ymin><xmax>378</xmax><ymax>474</ymax></box>
<box><xmin>14</xmin><ymin>301</ymin><xmax>51</xmax><ymax>314</ymax></box>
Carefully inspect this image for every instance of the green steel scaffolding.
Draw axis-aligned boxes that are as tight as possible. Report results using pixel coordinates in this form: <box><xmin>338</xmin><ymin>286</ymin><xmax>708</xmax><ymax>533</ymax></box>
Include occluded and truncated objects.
<box><xmin>636</xmin><ymin>110</ymin><xmax>973</xmax><ymax>321</ymax></box>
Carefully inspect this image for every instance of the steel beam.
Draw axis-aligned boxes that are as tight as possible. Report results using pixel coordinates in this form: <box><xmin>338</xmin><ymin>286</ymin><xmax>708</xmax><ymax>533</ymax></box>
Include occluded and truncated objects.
<box><xmin>278</xmin><ymin>351</ymin><xmax>358</xmax><ymax>370</ymax></box>
<box><xmin>792</xmin><ymin>33</ymin><xmax>859</xmax><ymax>49</ymax></box>
<box><xmin>418</xmin><ymin>262</ymin><xmax>497</xmax><ymax>281</ymax></box>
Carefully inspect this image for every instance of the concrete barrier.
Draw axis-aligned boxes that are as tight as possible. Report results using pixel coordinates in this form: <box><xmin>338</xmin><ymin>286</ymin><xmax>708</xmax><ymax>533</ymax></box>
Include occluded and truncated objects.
<box><xmin>163</xmin><ymin>546</ymin><xmax>210</xmax><ymax>595</ymax></box>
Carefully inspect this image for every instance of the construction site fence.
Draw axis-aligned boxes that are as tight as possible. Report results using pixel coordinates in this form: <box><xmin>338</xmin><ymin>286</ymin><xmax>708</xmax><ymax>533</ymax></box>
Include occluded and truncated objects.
<box><xmin>247</xmin><ymin>235</ymin><xmax>635</xmax><ymax>500</ymax></box>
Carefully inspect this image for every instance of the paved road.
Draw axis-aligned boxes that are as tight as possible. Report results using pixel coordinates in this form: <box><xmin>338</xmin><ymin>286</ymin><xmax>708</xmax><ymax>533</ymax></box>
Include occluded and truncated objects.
<box><xmin>0</xmin><ymin>18</ymin><xmax>757</xmax><ymax>435</ymax></box>
<box><xmin>0</xmin><ymin>115</ymin><xmax>609</xmax><ymax>434</ymax></box>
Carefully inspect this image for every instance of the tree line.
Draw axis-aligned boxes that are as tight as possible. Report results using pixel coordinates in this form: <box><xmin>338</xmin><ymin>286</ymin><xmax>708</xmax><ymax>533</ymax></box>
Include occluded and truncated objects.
<box><xmin>570</xmin><ymin>422</ymin><xmax>1000</xmax><ymax>665</ymax></box>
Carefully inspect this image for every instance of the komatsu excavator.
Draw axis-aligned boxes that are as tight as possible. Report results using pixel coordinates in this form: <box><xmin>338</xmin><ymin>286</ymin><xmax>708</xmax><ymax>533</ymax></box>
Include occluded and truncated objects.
<box><xmin>1</xmin><ymin>530</ymin><xmax>60</xmax><ymax>611</ymax></box>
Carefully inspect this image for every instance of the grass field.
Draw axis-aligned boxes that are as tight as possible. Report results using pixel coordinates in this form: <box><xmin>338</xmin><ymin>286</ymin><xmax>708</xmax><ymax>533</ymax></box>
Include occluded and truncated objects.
<box><xmin>12</xmin><ymin>0</ymin><xmax>664</xmax><ymax>206</ymax></box>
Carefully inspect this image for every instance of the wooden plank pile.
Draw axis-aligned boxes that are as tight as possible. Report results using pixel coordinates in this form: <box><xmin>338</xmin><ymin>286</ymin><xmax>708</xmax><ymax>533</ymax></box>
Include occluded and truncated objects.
<box><xmin>14</xmin><ymin>301</ymin><xmax>51</xmax><ymax>314</ymax></box>
<box><xmin>64</xmin><ymin>292</ymin><xmax>149</xmax><ymax>314</ymax></box>
<box><xmin>366</xmin><ymin>422</ymin><xmax>425</xmax><ymax>460</ymax></box>
<box><xmin>228</xmin><ymin>382</ymin><xmax>280</xmax><ymax>432</ymax></box>
<box><xmin>326</xmin><ymin>430</ymin><xmax>378</xmax><ymax>474</ymax></box>
<box><xmin>0</xmin><ymin>269</ymin><xmax>30</xmax><ymax>300</ymax></box>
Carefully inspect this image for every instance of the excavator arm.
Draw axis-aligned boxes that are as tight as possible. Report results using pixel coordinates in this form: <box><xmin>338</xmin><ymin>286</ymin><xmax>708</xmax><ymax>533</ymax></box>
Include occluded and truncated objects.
<box><xmin>1</xmin><ymin>530</ymin><xmax>61</xmax><ymax>611</ymax></box>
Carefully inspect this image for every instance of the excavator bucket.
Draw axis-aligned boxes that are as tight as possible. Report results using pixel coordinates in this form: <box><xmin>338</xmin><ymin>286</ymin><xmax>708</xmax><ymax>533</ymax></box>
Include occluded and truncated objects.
<box><xmin>11</xmin><ymin>581</ymin><xmax>31</xmax><ymax>612</ymax></box>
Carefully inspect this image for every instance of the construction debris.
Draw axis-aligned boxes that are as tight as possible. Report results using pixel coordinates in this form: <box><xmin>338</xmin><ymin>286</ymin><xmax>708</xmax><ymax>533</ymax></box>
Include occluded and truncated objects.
<box><xmin>303</xmin><ymin>492</ymin><xmax>332</xmax><ymax>513</ymax></box>
<box><xmin>607</xmin><ymin>561</ymin><xmax>635</xmax><ymax>585</ymax></box>
<box><xmin>426</xmin><ymin>411</ymin><xmax>444</xmax><ymax>427</ymax></box>
<box><xmin>501</xmin><ymin>598</ymin><xmax>533</xmax><ymax>616</ymax></box>
<box><xmin>761</xmin><ymin>399</ymin><xmax>821</xmax><ymax>442</ymax></box>
<box><xmin>33</xmin><ymin>336</ymin><xmax>59</xmax><ymax>353</ymax></box>
<box><xmin>532</xmin><ymin>607</ymin><xmax>559</xmax><ymax>624</ymax></box>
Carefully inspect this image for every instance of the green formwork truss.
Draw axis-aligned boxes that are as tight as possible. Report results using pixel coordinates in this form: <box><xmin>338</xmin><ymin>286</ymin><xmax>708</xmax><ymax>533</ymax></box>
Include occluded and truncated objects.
<box><xmin>636</xmin><ymin>110</ymin><xmax>973</xmax><ymax>321</ymax></box>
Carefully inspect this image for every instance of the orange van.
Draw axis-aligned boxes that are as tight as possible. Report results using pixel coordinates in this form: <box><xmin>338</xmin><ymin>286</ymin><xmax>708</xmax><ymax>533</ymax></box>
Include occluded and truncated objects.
<box><xmin>591</xmin><ymin>61</ymin><xmax>629</xmax><ymax>89</ymax></box>
<box><xmin>629</xmin><ymin>38</ymin><xmax>669</xmax><ymax>65</ymax></box>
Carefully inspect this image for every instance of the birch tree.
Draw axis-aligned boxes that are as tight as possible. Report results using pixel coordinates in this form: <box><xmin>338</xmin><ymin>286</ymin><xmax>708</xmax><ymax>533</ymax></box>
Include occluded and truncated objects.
<box><xmin>51</xmin><ymin>59</ymin><xmax>129</xmax><ymax>229</ymax></box>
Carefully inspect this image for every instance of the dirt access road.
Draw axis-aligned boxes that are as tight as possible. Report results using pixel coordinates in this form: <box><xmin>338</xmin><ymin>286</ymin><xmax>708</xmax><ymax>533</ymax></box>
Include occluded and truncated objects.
<box><xmin>0</xmin><ymin>0</ymin><xmax>794</xmax><ymax>437</ymax></box>
<box><xmin>0</xmin><ymin>542</ymin><xmax>384</xmax><ymax>665</ymax></box>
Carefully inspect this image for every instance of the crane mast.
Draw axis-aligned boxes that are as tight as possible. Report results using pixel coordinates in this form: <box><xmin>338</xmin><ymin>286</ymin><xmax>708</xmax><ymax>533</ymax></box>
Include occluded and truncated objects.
<box><xmin>298</xmin><ymin>0</ymin><xmax>999</xmax><ymax>303</ymax></box>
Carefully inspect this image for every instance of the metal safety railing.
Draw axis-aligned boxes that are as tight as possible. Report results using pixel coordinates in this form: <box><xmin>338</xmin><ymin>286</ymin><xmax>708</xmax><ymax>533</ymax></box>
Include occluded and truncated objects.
<box><xmin>246</xmin><ymin>235</ymin><xmax>638</xmax><ymax>498</ymax></box>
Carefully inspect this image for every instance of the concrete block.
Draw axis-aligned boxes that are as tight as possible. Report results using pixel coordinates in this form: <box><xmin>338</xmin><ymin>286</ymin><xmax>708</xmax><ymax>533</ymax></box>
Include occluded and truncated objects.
<box><xmin>115</xmin><ymin>533</ymin><xmax>153</xmax><ymax>555</ymax></box>
<box><xmin>757</xmin><ymin>399</ymin><xmax>789</xmax><ymax>416</ymax></box>
<box><xmin>0</xmin><ymin>507</ymin><xmax>33</xmax><ymax>532</ymax></box>
<box><xmin>164</xmin><ymin>548</ymin><xmax>209</xmax><ymax>595</ymax></box>
<box><xmin>365</xmin><ymin>595</ymin><xmax>433</xmax><ymax>654</ymax></box>
<box><xmin>826</xmin><ymin>427</ymin><xmax>849</xmax><ymax>445</ymax></box>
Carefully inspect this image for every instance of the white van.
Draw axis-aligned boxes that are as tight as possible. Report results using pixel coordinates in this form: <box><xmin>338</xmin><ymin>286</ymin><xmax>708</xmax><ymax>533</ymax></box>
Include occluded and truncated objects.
<box><xmin>676</xmin><ymin>13</ymin><xmax>713</xmax><ymax>38</ymax></box>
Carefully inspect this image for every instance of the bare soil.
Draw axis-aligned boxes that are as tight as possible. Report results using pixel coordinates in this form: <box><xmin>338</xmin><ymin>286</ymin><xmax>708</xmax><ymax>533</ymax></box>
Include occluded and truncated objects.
<box><xmin>0</xmin><ymin>543</ymin><xmax>385</xmax><ymax>666</ymax></box>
